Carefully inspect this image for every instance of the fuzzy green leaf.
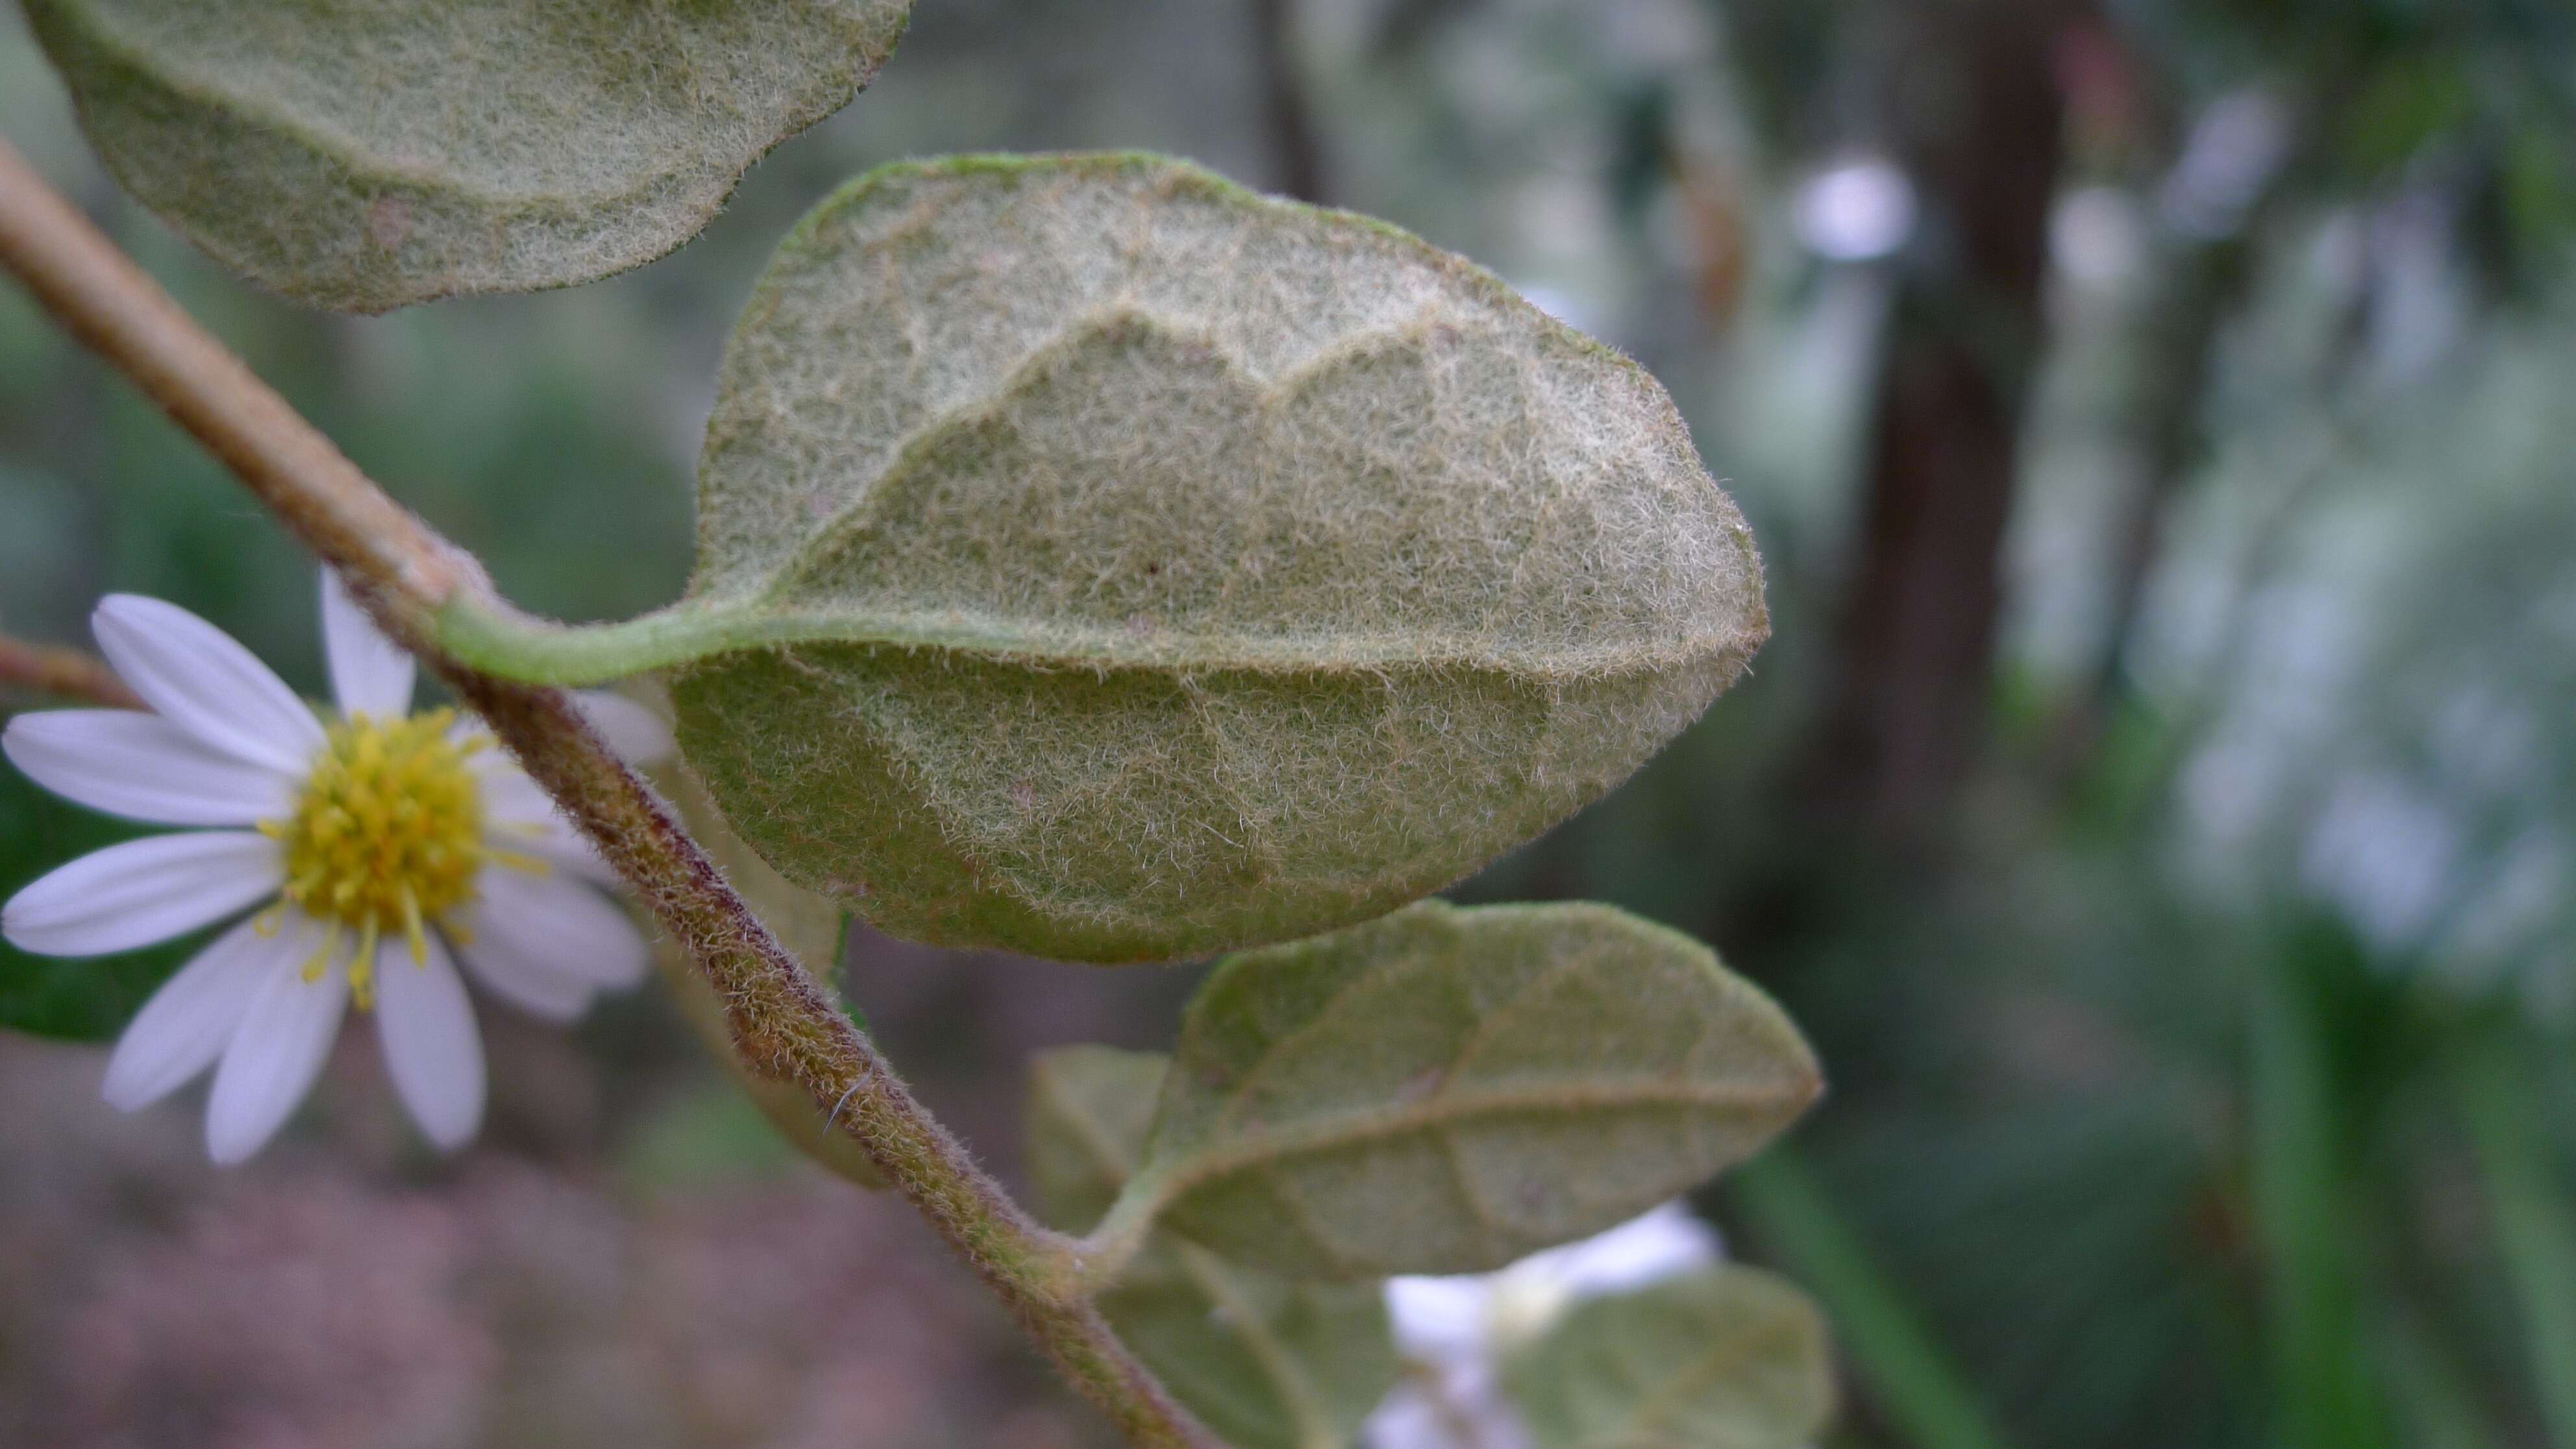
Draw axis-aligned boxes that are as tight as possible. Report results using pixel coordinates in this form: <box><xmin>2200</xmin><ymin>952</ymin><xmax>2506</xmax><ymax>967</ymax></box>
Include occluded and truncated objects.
<box><xmin>24</xmin><ymin>0</ymin><xmax>911</xmax><ymax>311</ymax></box>
<box><xmin>646</xmin><ymin>151</ymin><xmax>1766</xmax><ymax>963</ymax></box>
<box><xmin>1108</xmin><ymin>900</ymin><xmax>1819</xmax><ymax>1280</ymax></box>
<box><xmin>1029</xmin><ymin>1045</ymin><xmax>1399</xmax><ymax>1449</ymax></box>
<box><xmin>657</xmin><ymin>762</ymin><xmax>884</xmax><ymax>1190</ymax></box>
<box><xmin>1503</xmin><ymin>1267</ymin><xmax>1837</xmax><ymax>1449</ymax></box>
<box><xmin>1029</xmin><ymin>1045</ymin><xmax>1173</xmax><ymax>1232</ymax></box>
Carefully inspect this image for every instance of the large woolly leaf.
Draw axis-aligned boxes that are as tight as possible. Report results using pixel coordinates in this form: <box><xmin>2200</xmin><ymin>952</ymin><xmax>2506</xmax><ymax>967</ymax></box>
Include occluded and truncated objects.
<box><xmin>24</xmin><ymin>0</ymin><xmax>912</xmax><ymax>311</ymax></box>
<box><xmin>656</xmin><ymin>765</ymin><xmax>883</xmax><ymax>1189</ymax></box>
<box><xmin>1029</xmin><ymin>1045</ymin><xmax>1398</xmax><ymax>1449</ymax></box>
<box><xmin>1102</xmin><ymin>901</ymin><xmax>1819</xmax><ymax>1279</ymax></box>
<box><xmin>1503</xmin><ymin>1267</ymin><xmax>1836</xmax><ymax>1449</ymax></box>
<box><xmin>637</xmin><ymin>151</ymin><xmax>1767</xmax><ymax>963</ymax></box>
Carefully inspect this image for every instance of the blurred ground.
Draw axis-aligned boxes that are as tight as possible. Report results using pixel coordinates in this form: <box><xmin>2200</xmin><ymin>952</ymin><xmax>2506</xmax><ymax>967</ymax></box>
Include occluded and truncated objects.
<box><xmin>0</xmin><ymin>930</ymin><xmax>1202</xmax><ymax>1449</ymax></box>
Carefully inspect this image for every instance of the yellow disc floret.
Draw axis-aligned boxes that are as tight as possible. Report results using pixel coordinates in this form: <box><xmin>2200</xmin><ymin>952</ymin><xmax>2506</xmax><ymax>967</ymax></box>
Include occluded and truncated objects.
<box><xmin>261</xmin><ymin>709</ymin><xmax>489</xmax><ymax>1009</ymax></box>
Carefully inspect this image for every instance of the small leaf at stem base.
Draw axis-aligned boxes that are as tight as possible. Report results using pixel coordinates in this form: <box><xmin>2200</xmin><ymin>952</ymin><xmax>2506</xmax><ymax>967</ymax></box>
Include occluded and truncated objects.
<box><xmin>1115</xmin><ymin>900</ymin><xmax>1820</xmax><ymax>1280</ymax></box>
<box><xmin>1503</xmin><ymin>1267</ymin><xmax>1837</xmax><ymax>1449</ymax></box>
<box><xmin>1031</xmin><ymin>1045</ymin><xmax>1400</xmax><ymax>1449</ymax></box>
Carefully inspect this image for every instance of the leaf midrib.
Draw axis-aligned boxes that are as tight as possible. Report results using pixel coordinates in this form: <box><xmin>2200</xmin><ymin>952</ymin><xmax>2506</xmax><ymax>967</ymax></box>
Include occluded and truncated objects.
<box><xmin>462</xmin><ymin>591</ymin><xmax>1756</xmax><ymax>686</ymax></box>
<box><xmin>1169</xmin><ymin>1241</ymin><xmax>1348</xmax><ymax>1449</ymax></box>
<box><xmin>701</xmin><ymin>302</ymin><xmax>1754</xmax><ymax>677</ymax></box>
<box><xmin>1147</xmin><ymin>1075</ymin><xmax>1804</xmax><ymax>1197</ymax></box>
<box><xmin>712</xmin><ymin>601</ymin><xmax>1745</xmax><ymax>676</ymax></box>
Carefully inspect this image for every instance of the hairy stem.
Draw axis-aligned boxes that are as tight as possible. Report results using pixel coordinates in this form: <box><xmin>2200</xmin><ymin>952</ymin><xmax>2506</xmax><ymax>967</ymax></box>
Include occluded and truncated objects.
<box><xmin>0</xmin><ymin>136</ymin><xmax>1215</xmax><ymax>1449</ymax></box>
<box><xmin>442</xmin><ymin>676</ymin><xmax>1209</xmax><ymax>1447</ymax></box>
<box><xmin>0</xmin><ymin>632</ymin><xmax>142</xmax><ymax>708</ymax></box>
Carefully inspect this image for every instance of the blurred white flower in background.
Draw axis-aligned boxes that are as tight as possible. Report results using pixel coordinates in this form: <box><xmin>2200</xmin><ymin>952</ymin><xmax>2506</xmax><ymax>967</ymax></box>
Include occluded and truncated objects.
<box><xmin>2051</xmin><ymin>185</ymin><xmax>2149</xmax><ymax>293</ymax></box>
<box><xmin>2159</xmin><ymin>89</ymin><xmax>2289</xmax><ymax>239</ymax></box>
<box><xmin>1</xmin><ymin>571</ymin><xmax>669</xmax><ymax>1163</ymax></box>
<box><xmin>1793</xmin><ymin>155</ymin><xmax>1916</xmax><ymax>263</ymax></box>
<box><xmin>2301</xmin><ymin>771</ymin><xmax>2463</xmax><ymax>952</ymax></box>
<box><xmin>1363</xmin><ymin>1201</ymin><xmax>1723</xmax><ymax>1449</ymax></box>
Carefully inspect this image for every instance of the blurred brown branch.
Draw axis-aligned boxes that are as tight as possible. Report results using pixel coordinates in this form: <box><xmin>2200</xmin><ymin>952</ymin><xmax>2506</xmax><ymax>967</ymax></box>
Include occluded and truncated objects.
<box><xmin>0</xmin><ymin>635</ymin><xmax>138</xmax><ymax>710</ymax></box>
<box><xmin>1803</xmin><ymin>0</ymin><xmax>2072</xmax><ymax>848</ymax></box>
<box><xmin>1251</xmin><ymin>0</ymin><xmax>1330</xmax><ymax>204</ymax></box>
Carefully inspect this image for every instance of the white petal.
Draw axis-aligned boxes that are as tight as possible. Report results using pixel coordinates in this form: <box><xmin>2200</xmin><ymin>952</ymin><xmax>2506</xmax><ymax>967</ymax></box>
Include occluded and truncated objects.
<box><xmin>464</xmin><ymin>867</ymin><xmax>648</xmax><ymax>989</ymax></box>
<box><xmin>1538</xmin><ymin>1201</ymin><xmax>1720</xmax><ymax>1302</ymax></box>
<box><xmin>204</xmin><ymin>926</ymin><xmax>349</xmax><ymax>1163</ymax></box>
<box><xmin>480</xmin><ymin>774</ymin><xmax>621</xmax><ymax>888</ymax></box>
<box><xmin>1358</xmin><ymin>1386</ymin><xmax>1459</xmax><ymax>1449</ymax></box>
<box><xmin>573</xmin><ymin>691</ymin><xmax>675</xmax><ymax>763</ymax></box>
<box><xmin>1384</xmin><ymin>1276</ymin><xmax>1497</xmax><ymax>1362</ymax></box>
<box><xmin>3</xmin><ymin>831</ymin><xmax>281</xmax><ymax>956</ymax></box>
<box><xmin>92</xmin><ymin>595</ymin><xmax>323</xmax><ymax>774</ymax></box>
<box><xmin>473</xmin><ymin>758</ymin><xmax>552</xmax><ymax>814</ymax></box>
<box><xmin>453</xmin><ymin>723</ymin><xmax>623</xmax><ymax>886</ymax></box>
<box><xmin>3</xmin><ymin>710</ymin><xmax>295</xmax><ymax>825</ymax></box>
<box><xmin>319</xmin><ymin>569</ymin><xmax>415</xmax><ymax>720</ymax></box>
<box><xmin>452</xmin><ymin>930</ymin><xmax>593</xmax><ymax>1024</ymax></box>
<box><xmin>448</xmin><ymin>713</ymin><xmax>499</xmax><ymax>754</ymax></box>
<box><xmin>105</xmin><ymin>912</ymin><xmax>313</xmax><ymax>1110</ymax></box>
<box><xmin>514</xmin><ymin>821</ymin><xmax>621</xmax><ymax>888</ymax></box>
<box><xmin>374</xmin><ymin>932</ymin><xmax>484</xmax><ymax>1152</ymax></box>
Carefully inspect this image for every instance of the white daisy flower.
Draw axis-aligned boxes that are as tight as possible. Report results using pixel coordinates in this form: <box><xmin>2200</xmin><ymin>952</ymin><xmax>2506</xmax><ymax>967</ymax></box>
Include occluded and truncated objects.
<box><xmin>1365</xmin><ymin>1202</ymin><xmax>1722</xmax><ymax>1449</ymax></box>
<box><xmin>1</xmin><ymin>571</ymin><xmax>671</xmax><ymax>1163</ymax></box>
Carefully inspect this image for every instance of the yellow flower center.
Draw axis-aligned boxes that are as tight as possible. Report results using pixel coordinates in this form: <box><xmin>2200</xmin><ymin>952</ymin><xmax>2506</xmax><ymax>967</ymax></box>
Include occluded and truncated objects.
<box><xmin>258</xmin><ymin>709</ymin><xmax>510</xmax><ymax>1009</ymax></box>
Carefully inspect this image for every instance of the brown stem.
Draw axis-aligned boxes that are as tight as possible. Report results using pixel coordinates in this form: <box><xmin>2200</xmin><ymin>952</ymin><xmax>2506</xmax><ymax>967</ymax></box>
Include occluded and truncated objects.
<box><xmin>0</xmin><ymin>136</ymin><xmax>1215</xmax><ymax>1449</ymax></box>
<box><xmin>0</xmin><ymin>634</ymin><xmax>142</xmax><ymax>708</ymax></box>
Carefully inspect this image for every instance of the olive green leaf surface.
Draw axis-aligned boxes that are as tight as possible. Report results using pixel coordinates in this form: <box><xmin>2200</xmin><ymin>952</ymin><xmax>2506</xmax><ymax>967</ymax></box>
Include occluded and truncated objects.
<box><xmin>645</xmin><ymin>151</ymin><xmax>1768</xmax><ymax>963</ymax></box>
<box><xmin>1096</xmin><ymin>901</ymin><xmax>1820</xmax><ymax>1280</ymax></box>
<box><xmin>1029</xmin><ymin>1045</ymin><xmax>1398</xmax><ymax>1449</ymax></box>
<box><xmin>23</xmin><ymin>0</ymin><xmax>913</xmax><ymax>311</ymax></box>
<box><xmin>1503</xmin><ymin>1267</ymin><xmax>1836</xmax><ymax>1449</ymax></box>
<box><xmin>655</xmin><ymin>763</ymin><xmax>885</xmax><ymax>1189</ymax></box>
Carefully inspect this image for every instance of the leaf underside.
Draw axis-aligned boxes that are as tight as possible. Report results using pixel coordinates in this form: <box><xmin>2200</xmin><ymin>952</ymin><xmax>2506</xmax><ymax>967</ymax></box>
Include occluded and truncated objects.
<box><xmin>675</xmin><ymin>151</ymin><xmax>1769</xmax><ymax>963</ymax></box>
<box><xmin>1127</xmin><ymin>900</ymin><xmax>1822</xmax><ymax>1280</ymax></box>
<box><xmin>1504</xmin><ymin>1267</ymin><xmax>1838</xmax><ymax>1449</ymax></box>
<box><xmin>25</xmin><ymin>0</ymin><xmax>911</xmax><ymax>311</ymax></box>
<box><xmin>1028</xmin><ymin>1045</ymin><xmax>1399</xmax><ymax>1449</ymax></box>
